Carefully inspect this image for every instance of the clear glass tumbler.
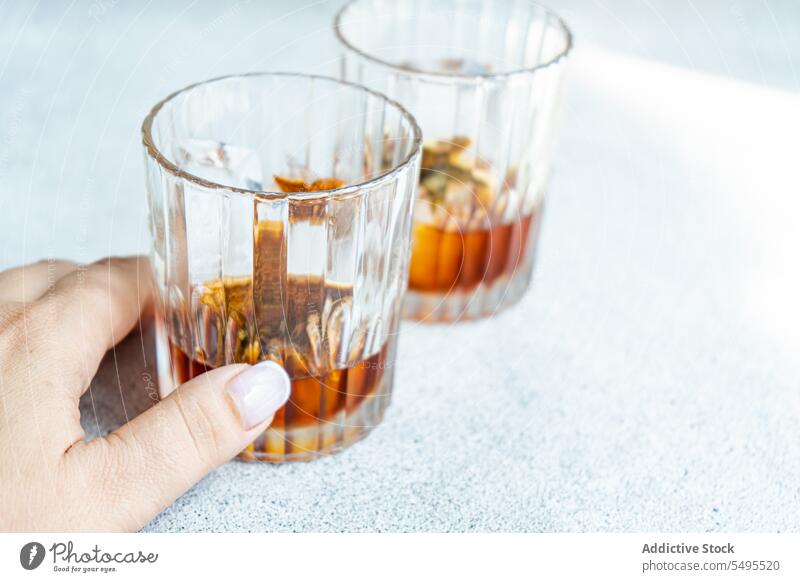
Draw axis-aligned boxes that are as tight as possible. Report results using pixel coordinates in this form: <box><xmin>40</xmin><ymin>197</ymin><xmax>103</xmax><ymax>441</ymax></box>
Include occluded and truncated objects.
<box><xmin>142</xmin><ymin>73</ymin><xmax>421</xmax><ymax>462</ymax></box>
<box><xmin>336</xmin><ymin>0</ymin><xmax>571</xmax><ymax>321</ymax></box>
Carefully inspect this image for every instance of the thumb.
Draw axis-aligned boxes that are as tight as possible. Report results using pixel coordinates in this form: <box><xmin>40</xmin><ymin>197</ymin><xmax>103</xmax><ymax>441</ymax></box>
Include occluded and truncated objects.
<box><xmin>73</xmin><ymin>361</ymin><xmax>290</xmax><ymax>530</ymax></box>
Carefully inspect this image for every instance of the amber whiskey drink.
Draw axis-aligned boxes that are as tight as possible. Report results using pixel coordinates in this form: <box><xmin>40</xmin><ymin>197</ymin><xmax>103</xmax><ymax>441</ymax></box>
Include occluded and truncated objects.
<box><xmin>169</xmin><ymin>342</ymin><xmax>390</xmax><ymax>460</ymax></box>
<box><xmin>408</xmin><ymin>211</ymin><xmax>541</xmax><ymax>294</ymax></box>
<box><xmin>406</xmin><ymin>137</ymin><xmax>543</xmax><ymax>303</ymax></box>
<box><xmin>159</xmin><ymin>273</ymin><xmax>393</xmax><ymax>461</ymax></box>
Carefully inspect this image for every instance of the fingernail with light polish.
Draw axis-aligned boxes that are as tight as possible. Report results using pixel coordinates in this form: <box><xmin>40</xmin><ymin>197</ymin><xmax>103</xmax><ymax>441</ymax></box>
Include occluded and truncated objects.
<box><xmin>226</xmin><ymin>361</ymin><xmax>291</xmax><ymax>429</ymax></box>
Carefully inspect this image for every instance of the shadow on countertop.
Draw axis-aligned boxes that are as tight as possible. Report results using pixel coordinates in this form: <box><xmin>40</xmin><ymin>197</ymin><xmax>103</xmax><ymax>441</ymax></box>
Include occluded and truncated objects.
<box><xmin>79</xmin><ymin>320</ymin><xmax>159</xmax><ymax>440</ymax></box>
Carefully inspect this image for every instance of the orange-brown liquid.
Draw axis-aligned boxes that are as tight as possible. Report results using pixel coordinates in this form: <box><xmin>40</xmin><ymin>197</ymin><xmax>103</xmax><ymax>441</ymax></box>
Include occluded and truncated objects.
<box><xmin>162</xmin><ymin>269</ymin><xmax>391</xmax><ymax>461</ymax></box>
<box><xmin>168</xmin><ymin>339</ymin><xmax>389</xmax><ymax>460</ymax></box>
<box><xmin>407</xmin><ymin>210</ymin><xmax>540</xmax><ymax>293</ymax></box>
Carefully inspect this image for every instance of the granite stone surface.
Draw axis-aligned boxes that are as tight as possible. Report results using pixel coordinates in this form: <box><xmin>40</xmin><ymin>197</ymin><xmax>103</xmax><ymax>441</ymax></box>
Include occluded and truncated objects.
<box><xmin>1</xmin><ymin>0</ymin><xmax>798</xmax><ymax>532</ymax></box>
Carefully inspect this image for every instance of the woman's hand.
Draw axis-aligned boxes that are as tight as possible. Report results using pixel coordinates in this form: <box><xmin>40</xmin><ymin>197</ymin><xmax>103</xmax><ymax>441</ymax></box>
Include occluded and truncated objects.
<box><xmin>0</xmin><ymin>256</ymin><xmax>290</xmax><ymax>532</ymax></box>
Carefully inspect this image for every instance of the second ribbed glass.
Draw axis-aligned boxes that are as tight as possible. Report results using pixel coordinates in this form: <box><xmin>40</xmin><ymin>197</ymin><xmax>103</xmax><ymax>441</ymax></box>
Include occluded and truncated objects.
<box><xmin>336</xmin><ymin>0</ymin><xmax>571</xmax><ymax>321</ymax></box>
<box><xmin>142</xmin><ymin>73</ymin><xmax>421</xmax><ymax>462</ymax></box>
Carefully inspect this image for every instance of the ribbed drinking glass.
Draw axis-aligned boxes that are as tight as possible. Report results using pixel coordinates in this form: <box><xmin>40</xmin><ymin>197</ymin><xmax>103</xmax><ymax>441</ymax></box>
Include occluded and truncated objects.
<box><xmin>142</xmin><ymin>73</ymin><xmax>421</xmax><ymax>462</ymax></box>
<box><xmin>336</xmin><ymin>0</ymin><xmax>571</xmax><ymax>321</ymax></box>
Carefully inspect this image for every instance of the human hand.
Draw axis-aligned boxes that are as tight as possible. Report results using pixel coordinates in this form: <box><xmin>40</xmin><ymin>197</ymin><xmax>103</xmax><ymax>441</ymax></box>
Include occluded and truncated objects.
<box><xmin>0</xmin><ymin>256</ymin><xmax>290</xmax><ymax>531</ymax></box>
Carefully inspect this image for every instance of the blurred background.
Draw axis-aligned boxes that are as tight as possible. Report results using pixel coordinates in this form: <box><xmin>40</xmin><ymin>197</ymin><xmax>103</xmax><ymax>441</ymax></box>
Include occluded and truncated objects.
<box><xmin>1</xmin><ymin>1</ymin><xmax>798</xmax><ymax>531</ymax></box>
<box><xmin>1</xmin><ymin>0</ymin><xmax>797</xmax><ymax>267</ymax></box>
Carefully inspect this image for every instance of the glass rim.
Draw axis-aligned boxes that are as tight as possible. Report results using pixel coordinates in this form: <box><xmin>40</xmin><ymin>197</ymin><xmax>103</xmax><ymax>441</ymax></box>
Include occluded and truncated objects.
<box><xmin>141</xmin><ymin>71</ymin><xmax>423</xmax><ymax>200</ymax></box>
<box><xmin>334</xmin><ymin>0</ymin><xmax>573</xmax><ymax>82</ymax></box>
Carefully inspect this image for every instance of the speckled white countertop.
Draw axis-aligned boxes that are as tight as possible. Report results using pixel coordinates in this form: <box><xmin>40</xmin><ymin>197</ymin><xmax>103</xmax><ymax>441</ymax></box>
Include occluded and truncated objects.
<box><xmin>1</xmin><ymin>0</ymin><xmax>799</xmax><ymax>532</ymax></box>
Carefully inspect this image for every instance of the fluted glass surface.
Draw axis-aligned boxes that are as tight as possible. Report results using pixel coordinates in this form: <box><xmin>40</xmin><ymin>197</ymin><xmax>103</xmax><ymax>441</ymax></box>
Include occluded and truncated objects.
<box><xmin>142</xmin><ymin>73</ymin><xmax>421</xmax><ymax>462</ymax></box>
<box><xmin>336</xmin><ymin>0</ymin><xmax>571</xmax><ymax>321</ymax></box>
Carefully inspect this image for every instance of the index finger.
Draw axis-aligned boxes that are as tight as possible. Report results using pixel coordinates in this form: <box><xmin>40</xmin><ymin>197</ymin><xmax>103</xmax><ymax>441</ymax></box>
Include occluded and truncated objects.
<box><xmin>47</xmin><ymin>256</ymin><xmax>154</xmax><ymax>388</ymax></box>
<box><xmin>0</xmin><ymin>256</ymin><xmax>154</xmax><ymax>456</ymax></box>
<box><xmin>0</xmin><ymin>259</ymin><xmax>77</xmax><ymax>303</ymax></box>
